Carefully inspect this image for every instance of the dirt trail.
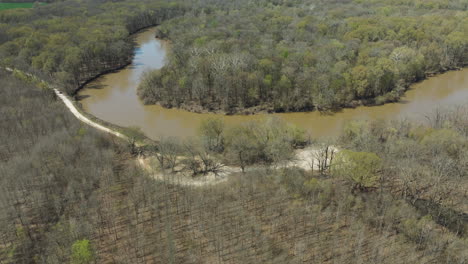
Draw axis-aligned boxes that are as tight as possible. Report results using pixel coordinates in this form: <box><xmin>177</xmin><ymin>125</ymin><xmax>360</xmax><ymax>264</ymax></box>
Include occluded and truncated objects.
<box><xmin>137</xmin><ymin>155</ymin><xmax>234</xmax><ymax>187</ymax></box>
<box><xmin>4</xmin><ymin>67</ymin><xmax>338</xmax><ymax>187</ymax></box>
<box><xmin>137</xmin><ymin>146</ymin><xmax>338</xmax><ymax>187</ymax></box>
<box><xmin>54</xmin><ymin>89</ymin><xmax>127</xmax><ymax>139</ymax></box>
<box><xmin>4</xmin><ymin>67</ymin><xmax>128</xmax><ymax>140</ymax></box>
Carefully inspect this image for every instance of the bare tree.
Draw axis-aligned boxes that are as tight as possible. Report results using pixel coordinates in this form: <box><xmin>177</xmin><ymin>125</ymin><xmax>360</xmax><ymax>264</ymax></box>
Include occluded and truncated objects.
<box><xmin>156</xmin><ymin>137</ymin><xmax>181</xmax><ymax>172</ymax></box>
<box><xmin>311</xmin><ymin>140</ymin><xmax>337</xmax><ymax>175</ymax></box>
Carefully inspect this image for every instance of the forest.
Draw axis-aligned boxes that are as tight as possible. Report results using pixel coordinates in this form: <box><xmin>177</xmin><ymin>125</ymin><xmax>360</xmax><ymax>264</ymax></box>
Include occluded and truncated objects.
<box><xmin>1</xmin><ymin>68</ymin><xmax>467</xmax><ymax>263</ymax></box>
<box><xmin>0</xmin><ymin>0</ymin><xmax>467</xmax><ymax>263</ymax></box>
<box><xmin>0</xmin><ymin>0</ymin><xmax>185</xmax><ymax>94</ymax></box>
<box><xmin>1</xmin><ymin>0</ymin><xmax>466</xmax><ymax>111</ymax></box>
<box><xmin>138</xmin><ymin>0</ymin><xmax>467</xmax><ymax>113</ymax></box>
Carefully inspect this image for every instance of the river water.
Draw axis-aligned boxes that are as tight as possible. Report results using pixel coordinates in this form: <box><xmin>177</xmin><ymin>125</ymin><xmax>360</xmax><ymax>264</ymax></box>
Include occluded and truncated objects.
<box><xmin>78</xmin><ymin>27</ymin><xmax>468</xmax><ymax>140</ymax></box>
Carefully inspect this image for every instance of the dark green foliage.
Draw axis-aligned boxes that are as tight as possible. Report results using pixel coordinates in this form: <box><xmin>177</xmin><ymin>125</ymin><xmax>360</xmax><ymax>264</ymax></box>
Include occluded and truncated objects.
<box><xmin>0</xmin><ymin>3</ymin><xmax>43</xmax><ymax>10</ymax></box>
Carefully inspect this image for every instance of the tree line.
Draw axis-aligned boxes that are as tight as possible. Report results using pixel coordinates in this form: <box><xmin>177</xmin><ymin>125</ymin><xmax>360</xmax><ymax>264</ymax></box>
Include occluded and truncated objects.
<box><xmin>138</xmin><ymin>0</ymin><xmax>467</xmax><ymax>113</ymax></box>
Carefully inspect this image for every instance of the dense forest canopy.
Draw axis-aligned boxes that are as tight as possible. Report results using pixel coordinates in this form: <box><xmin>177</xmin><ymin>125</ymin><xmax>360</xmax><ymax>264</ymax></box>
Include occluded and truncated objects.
<box><xmin>0</xmin><ymin>0</ymin><xmax>186</xmax><ymax>93</ymax></box>
<box><xmin>138</xmin><ymin>0</ymin><xmax>467</xmax><ymax>113</ymax></box>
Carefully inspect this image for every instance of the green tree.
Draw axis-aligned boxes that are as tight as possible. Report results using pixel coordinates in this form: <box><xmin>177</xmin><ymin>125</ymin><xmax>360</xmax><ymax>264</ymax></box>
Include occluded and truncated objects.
<box><xmin>334</xmin><ymin>150</ymin><xmax>382</xmax><ymax>191</ymax></box>
<box><xmin>445</xmin><ymin>31</ymin><xmax>467</xmax><ymax>65</ymax></box>
<box><xmin>225</xmin><ymin>125</ymin><xmax>258</xmax><ymax>172</ymax></box>
<box><xmin>71</xmin><ymin>239</ymin><xmax>94</xmax><ymax>264</ymax></box>
<box><xmin>225</xmin><ymin>118</ymin><xmax>303</xmax><ymax>170</ymax></box>
<box><xmin>198</xmin><ymin>117</ymin><xmax>225</xmax><ymax>153</ymax></box>
<box><xmin>348</xmin><ymin>65</ymin><xmax>370</xmax><ymax>98</ymax></box>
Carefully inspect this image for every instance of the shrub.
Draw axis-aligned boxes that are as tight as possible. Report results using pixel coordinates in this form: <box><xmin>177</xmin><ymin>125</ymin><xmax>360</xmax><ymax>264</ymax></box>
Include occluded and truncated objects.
<box><xmin>71</xmin><ymin>239</ymin><xmax>94</xmax><ymax>264</ymax></box>
<box><xmin>334</xmin><ymin>150</ymin><xmax>382</xmax><ymax>191</ymax></box>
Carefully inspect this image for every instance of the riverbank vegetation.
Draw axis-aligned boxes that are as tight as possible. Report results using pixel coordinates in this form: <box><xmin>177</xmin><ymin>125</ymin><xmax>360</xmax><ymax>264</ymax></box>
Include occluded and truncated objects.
<box><xmin>149</xmin><ymin>117</ymin><xmax>306</xmax><ymax>176</ymax></box>
<box><xmin>1</xmin><ymin>69</ymin><xmax>467</xmax><ymax>263</ymax></box>
<box><xmin>1</xmin><ymin>0</ymin><xmax>465</xmax><ymax>113</ymax></box>
<box><xmin>138</xmin><ymin>0</ymin><xmax>467</xmax><ymax>113</ymax></box>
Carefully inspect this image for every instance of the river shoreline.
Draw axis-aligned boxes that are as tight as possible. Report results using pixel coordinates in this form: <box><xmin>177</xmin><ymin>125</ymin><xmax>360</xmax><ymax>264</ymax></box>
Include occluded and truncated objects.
<box><xmin>71</xmin><ymin>24</ymin><xmax>162</xmax><ymax>97</ymax></box>
<box><xmin>73</xmin><ymin>25</ymin><xmax>466</xmax><ymax>116</ymax></box>
<box><xmin>141</xmin><ymin>66</ymin><xmax>466</xmax><ymax>116</ymax></box>
<box><xmin>79</xmin><ymin>26</ymin><xmax>468</xmax><ymax>140</ymax></box>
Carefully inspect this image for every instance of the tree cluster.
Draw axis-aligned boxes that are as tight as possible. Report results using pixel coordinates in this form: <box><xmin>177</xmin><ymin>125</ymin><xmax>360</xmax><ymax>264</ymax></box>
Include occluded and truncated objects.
<box><xmin>138</xmin><ymin>0</ymin><xmax>467</xmax><ymax>113</ymax></box>
<box><xmin>153</xmin><ymin>117</ymin><xmax>306</xmax><ymax>176</ymax></box>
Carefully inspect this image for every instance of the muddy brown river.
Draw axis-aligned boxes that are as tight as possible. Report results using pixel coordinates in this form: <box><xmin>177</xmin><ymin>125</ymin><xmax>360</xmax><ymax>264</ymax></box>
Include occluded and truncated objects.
<box><xmin>78</xmin><ymin>27</ymin><xmax>468</xmax><ymax>140</ymax></box>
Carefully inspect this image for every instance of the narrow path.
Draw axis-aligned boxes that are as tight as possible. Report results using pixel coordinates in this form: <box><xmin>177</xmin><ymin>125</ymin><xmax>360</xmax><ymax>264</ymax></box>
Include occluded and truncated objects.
<box><xmin>53</xmin><ymin>89</ymin><xmax>127</xmax><ymax>140</ymax></box>
<box><xmin>4</xmin><ymin>67</ymin><xmax>128</xmax><ymax>140</ymax></box>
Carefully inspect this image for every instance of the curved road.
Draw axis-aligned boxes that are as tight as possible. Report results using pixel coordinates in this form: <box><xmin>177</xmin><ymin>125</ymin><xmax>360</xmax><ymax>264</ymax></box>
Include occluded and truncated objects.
<box><xmin>54</xmin><ymin>89</ymin><xmax>127</xmax><ymax>140</ymax></box>
<box><xmin>4</xmin><ymin>67</ymin><xmax>128</xmax><ymax>140</ymax></box>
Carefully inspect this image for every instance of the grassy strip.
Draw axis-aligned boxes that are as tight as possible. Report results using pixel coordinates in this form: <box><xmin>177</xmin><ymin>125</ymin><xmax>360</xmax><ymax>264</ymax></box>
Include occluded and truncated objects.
<box><xmin>0</xmin><ymin>2</ymin><xmax>45</xmax><ymax>10</ymax></box>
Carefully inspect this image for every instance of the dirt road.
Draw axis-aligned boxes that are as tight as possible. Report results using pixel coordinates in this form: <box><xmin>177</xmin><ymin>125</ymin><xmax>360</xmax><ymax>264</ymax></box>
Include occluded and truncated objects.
<box><xmin>53</xmin><ymin>89</ymin><xmax>127</xmax><ymax>139</ymax></box>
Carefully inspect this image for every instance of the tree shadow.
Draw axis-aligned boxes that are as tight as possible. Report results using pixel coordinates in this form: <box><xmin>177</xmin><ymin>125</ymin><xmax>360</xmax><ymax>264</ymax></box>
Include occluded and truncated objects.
<box><xmin>84</xmin><ymin>81</ymin><xmax>106</xmax><ymax>90</ymax></box>
<box><xmin>75</xmin><ymin>94</ymin><xmax>91</xmax><ymax>100</ymax></box>
<box><xmin>317</xmin><ymin>107</ymin><xmax>343</xmax><ymax>116</ymax></box>
<box><xmin>413</xmin><ymin>198</ymin><xmax>468</xmax><ymax>237</ymax></box>
<box><xmin>396</xmin><ymin>99</ymin><xmax>410</xmax><ymax>104</ymax></box>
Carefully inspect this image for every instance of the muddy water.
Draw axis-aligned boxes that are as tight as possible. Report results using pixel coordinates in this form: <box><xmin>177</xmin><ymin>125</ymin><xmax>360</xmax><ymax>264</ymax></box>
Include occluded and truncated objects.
<box><xmin>79</xmin><ymin>27</ymin><xmax>468</xmax><ymax>140</ymax></box>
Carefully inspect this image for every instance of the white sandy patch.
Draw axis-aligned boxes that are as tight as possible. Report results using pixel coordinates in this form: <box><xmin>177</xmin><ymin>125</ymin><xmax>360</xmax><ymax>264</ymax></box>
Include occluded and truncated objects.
<box><xmin>137</xmin><ymin>155</ymin><xmax>240</xmax><ymax>187</ymax></box>
<box><xmin>137</xmin><ymin>146</ymin><xmax>339</xmax><ymax>187</ymax></box>
<box><xmin>291</xmin><ymin>146</ymin><xmax>339</xmax><ymax>171</ymax></box>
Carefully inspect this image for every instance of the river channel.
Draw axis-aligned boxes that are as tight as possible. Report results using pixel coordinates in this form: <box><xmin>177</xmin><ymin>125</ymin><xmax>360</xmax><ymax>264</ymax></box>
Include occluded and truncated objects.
<box><xmin>78</xmin><ymin>27</ymin><xmax>468</xmax><ymax>140</ymax></box>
